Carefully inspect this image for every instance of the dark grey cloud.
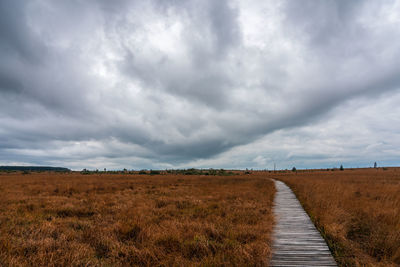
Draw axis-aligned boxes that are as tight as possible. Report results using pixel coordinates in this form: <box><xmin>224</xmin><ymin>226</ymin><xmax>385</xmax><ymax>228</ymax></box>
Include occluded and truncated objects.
<box><xmin>1</xmin><ymin>0</ymin><xmax>400</xmax><ymax>169</ymax></box>
<box><xmin>0</xmin><ymin>1</ymin><xmax>45</xmax><ymax>64</ymax></box>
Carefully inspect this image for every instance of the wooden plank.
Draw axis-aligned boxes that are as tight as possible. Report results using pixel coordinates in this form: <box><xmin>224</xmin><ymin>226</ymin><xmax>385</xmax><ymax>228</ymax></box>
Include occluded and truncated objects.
<box><xmin>270</xmin><ymin>180</ymin><xmax>337</xmax><ymax>267</ymax></box>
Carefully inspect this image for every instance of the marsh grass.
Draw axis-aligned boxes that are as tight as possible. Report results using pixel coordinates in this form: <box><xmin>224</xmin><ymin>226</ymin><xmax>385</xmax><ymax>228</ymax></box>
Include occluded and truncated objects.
<box><xmin>0</xmin><ymin>172</ymin><xmax>274</xmax><ymax>266</ymax></box>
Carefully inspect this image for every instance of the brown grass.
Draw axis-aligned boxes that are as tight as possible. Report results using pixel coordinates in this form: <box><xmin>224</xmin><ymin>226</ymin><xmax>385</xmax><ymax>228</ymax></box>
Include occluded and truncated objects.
<box><xmin>275</xmin><ymin>168</ymin><xmax>400</xmax><ymax>266</ymax></box>
<box><xmin>0</xmin><ymin>171</ymin><xmax>275</xmax><ymax>266</ymax></box>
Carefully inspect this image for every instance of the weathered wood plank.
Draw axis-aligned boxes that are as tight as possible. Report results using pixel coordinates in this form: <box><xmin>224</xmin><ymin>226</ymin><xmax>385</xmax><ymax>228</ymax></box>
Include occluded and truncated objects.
<box><xmin>270</xmin><ymin>180</ymin><xmax>337</xmax><ymax>267</ymax></box>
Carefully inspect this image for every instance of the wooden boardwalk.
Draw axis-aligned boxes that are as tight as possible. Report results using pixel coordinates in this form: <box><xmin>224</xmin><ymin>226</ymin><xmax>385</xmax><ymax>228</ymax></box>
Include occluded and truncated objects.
<box><xmin>270</xmin><ymin>180</ymin><xmax>337</xmax><ymax>267</ymax></box>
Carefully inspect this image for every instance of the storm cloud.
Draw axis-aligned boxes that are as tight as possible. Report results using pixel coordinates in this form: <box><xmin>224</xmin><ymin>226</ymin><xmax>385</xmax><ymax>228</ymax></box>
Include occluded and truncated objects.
<box><xmin>1</xmin><ymin>0</ymin><xmax>400</xmax><ymax>170</ymax></box>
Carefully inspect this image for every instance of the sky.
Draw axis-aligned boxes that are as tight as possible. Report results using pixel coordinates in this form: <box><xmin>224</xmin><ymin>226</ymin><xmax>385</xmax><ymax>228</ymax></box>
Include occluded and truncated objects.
<box><xmin>1</xmin><ymin>0</ymin><xmax>400</xmax><ymax>170</ymax></box>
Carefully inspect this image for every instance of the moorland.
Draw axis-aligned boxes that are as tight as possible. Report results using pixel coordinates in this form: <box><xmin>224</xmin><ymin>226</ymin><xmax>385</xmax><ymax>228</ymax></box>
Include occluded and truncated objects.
<box><xmin>1</xmin><ymin>167</ymin><xmax>399</xmax><ymax>266</ymax></box>
<box><xmin>0</xmin><ymin>171</ymin><xmax>275</xmax><ymax>266</ymax></box>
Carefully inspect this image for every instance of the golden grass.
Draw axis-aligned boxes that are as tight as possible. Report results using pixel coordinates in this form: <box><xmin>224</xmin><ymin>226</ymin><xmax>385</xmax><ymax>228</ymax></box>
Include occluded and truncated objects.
<box><xmin>275</xmin><ymin>168</ymin><xmax>400</xmax><ymax>266</ymax></box>
<box><xmin>0</xmin><ymin>172</ymin><xmax>275</xmax><ymax>266</ymax></box>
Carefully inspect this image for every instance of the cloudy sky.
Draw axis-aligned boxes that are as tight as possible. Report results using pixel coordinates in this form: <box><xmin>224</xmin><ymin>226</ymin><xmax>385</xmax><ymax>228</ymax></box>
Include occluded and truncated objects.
<box><xmin>1</xmin><ymin>0</ymin><xmax>400</xmax><ymax>170</ymax></box>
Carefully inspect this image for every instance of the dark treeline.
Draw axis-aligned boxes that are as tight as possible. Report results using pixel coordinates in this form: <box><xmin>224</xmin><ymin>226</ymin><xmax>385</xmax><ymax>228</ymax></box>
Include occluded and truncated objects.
<box><xmin>0</xmin><ymin>166</ymin><xmax>71</xmax><ymax>172</ymax></box>
<box><xmin>81</xmin><ymin>168</ymin><xmax>240</xmax><ymax>176</ymax></box>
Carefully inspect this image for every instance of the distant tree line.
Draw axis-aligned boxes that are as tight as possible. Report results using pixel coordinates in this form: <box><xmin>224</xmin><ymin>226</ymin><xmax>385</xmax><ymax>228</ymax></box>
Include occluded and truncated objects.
<box><xmin>80</xmin><ymin>168</ymin><xmax>237</xmax><ymax>176</ymax></box>
<box><xmin>0</xmin><ymin>166</ymin><xmax>71</xmax><ymax>172</ymax></box>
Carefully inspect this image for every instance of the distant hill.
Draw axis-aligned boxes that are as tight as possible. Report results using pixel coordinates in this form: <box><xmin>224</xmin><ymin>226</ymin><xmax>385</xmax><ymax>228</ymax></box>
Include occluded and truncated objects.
<box><xmin>0</xmin><ymin>166</ymin><xmax>71</xmax><ymax>172</ymax></box>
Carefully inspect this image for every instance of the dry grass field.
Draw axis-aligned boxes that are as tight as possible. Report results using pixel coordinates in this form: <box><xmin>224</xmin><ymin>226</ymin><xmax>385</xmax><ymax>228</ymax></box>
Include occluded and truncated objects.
<box><xmin>276</xmin><ymin>168</ymin><xmax>400</xmax><ymax>266</ymax></box>
<box><xmin>0</xmin><ymin>171</ymin><xmax>275</xmax><ymax>266</ymax></box>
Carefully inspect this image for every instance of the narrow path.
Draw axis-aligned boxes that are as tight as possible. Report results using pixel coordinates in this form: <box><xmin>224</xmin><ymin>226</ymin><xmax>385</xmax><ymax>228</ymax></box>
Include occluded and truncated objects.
<box><xmin>270</xmin><ymin>180</ymin><xmax>337</xmax><ymax>267</ymax></box>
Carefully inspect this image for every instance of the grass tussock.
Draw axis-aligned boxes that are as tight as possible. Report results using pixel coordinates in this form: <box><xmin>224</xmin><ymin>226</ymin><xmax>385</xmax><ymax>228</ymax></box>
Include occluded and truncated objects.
<box><xmin>276</xmin><ymin>168</ymin><xmax>400</xmax><ymax>267</ymax></box>
<box><xmin>0</xmin><ymin>171</ymin><xmax>274</xmax><ymax>266</ymax></box>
